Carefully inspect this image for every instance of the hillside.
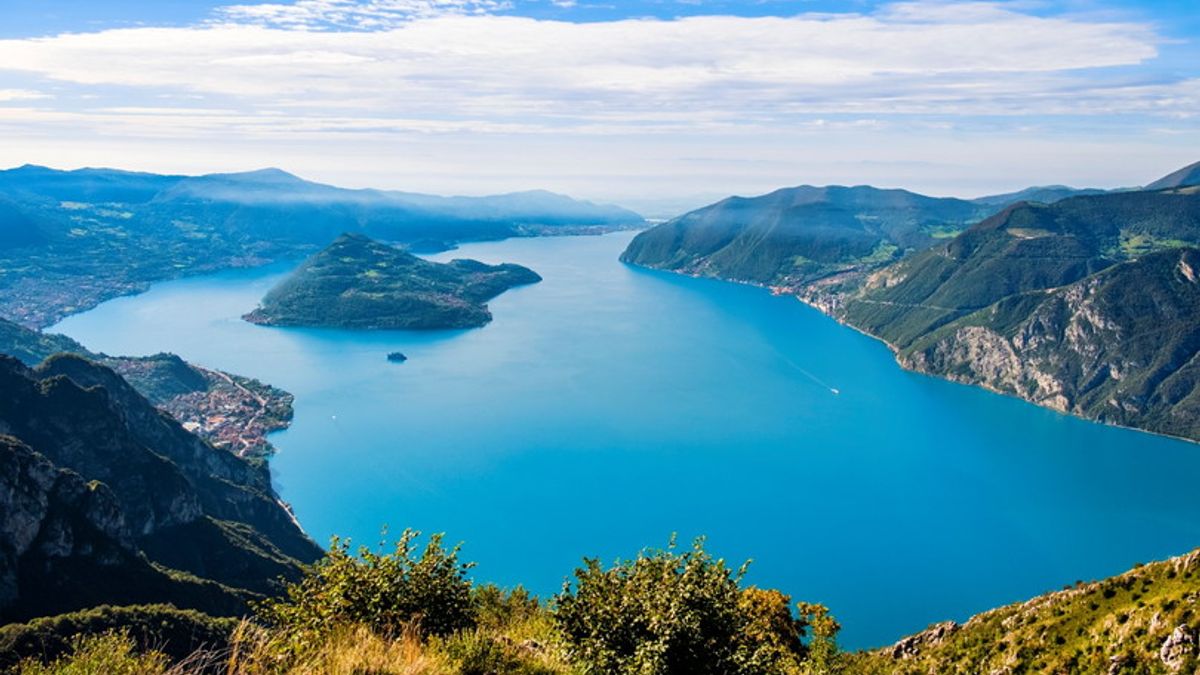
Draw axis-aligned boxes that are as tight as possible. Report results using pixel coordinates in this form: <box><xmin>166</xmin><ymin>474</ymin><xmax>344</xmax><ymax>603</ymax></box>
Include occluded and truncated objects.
<box><xmin>1147</xmin><ymin>160</ymin><xmax>1200</xmax><ymax>190</ymax></box>
<box><xmin>971</xmin><ymin>185</ymin><xmax>1107</xmax><ymax>207</ymax></box>
<box><xmin>808</xmin><ymin>188</ymin><xmax>1200</xmax><ymax>440</ymax></box>
<box><xmin>852</xmin><ymin>548</ymin><xmax>1200</xmax><ymax>673</ymax></box>
<box><xmin>244</xmin><ymin>233</ymin><xmax>541</xmax><ymax>330</ymax></box>
<box><xmin>895</xmin><ymin>248</ymin><xmax>1200</xmax><ymax>441</ymax></box>
<box><xmin>0</xmin><ymin>165</ymin><xmax>642</xmax><ymax>328</ymax></box>
<box><xmin>619</xmin><ymin>185</ymin><xmax>993</xmax><ymax>286</ymax></box>
<box><xmin>0</xmin><ymin>355</ymin><xmax>321</xmax><ymax>623</ymax></box>
<box><xmin>0</xmin><ymin>317</ymin><xmax>292</xmax><ymax>456</ymax></box>
<box><xmin>620</xmin><ymin>161</ymin><xmax>1200</xmax><ymax>444</ymax></box>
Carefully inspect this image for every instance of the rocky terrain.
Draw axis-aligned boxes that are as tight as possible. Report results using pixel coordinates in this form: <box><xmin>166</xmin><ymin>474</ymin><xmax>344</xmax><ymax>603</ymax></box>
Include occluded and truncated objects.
<box><xmin>850</xmin><ymin>547</ymin><xmax>1200</xmax><ymax>673</ymax></box>
<box><xmin>245</xmin><ymin>233</ymin><xmax>542</xmax><ymax>330</ymax></box>
<box><xmin>0</xmin><ymin>317</ymin><xmax>291</xmax><ymax>457</ymax></box>
<box><xmin>0</xmin><ymin>354</ymin><xmax>321</xmax><ymax>623</ymax></box>
<box><xmin>624</xmin><ymin>163</ymin><xmax>1200</xmax><ymax>443</ymax></box>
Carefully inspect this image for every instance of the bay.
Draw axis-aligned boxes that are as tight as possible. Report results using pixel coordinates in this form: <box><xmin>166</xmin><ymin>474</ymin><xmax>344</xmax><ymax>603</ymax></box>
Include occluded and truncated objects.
<box><xmin>51</xmin><ymin>231</ymin><xmax>1200</xmax><ymax>648</ymax></box>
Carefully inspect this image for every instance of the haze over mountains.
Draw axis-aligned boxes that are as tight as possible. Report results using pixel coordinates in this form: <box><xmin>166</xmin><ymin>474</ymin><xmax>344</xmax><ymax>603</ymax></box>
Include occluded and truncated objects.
<box><xmin>0</xmin><ymin>165</ymin><xmax>643</xmax><ymax>328</ymax></box>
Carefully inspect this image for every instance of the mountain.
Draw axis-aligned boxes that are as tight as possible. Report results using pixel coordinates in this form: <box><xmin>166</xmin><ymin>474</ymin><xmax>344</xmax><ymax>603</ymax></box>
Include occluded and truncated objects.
<box><xmin>0</xmin><ymin>317</ymin><xmax>292</xmax><ymax>457</ymax></box>
<box><xmin>0</xmin><ymin>165</ymin><xmax>642</xmax><ymax>328</ymax></box>
<box><xmin>244</xmin><ymin>233</ymin><xmax>541</xmax><ymax>330</ymax></box>
<box><xmin>0</xmin><ymin>354</ymin><xmax>321</xmax><ymax>622</ymax></box>
<box><xmin>900</xmin><ymin>248</ymin><xmax>1200</xmax><ymax>441</ymax></box>
<box><xmin>971</xmin><ymin>185</ymin><xmax>1107</xmax><ymax>207</ymax></box>
<box><xmin>1146</xmin><ymin>160</ymin><xmax>1200</xmax><ymax>190</ymax></box>
<box><xmin>622</xmin><ymin>164</ymin><xmax>1200</xmax><ymax>443</ymax></box>
<box><xmin>809</xmin><ymin>188</ymin><xmax>1200</xmax><ymax>441</ymax></box>
<box><xmin>619</xmin><ymin>185</ymin><xmax>994</xmax><ymax>286</ymax></box>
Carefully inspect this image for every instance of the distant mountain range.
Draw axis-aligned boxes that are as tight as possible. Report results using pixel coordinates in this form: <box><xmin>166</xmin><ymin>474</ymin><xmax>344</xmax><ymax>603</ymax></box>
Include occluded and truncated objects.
<box><xmin>0</xmin><ymin>165</ymin><xmax>643</xmax><ymax>328</ymax></box>
<box><xmin>622</xmin><ymin>160</ymin><xmax>1200</xmax><ymax>442</ymax></box>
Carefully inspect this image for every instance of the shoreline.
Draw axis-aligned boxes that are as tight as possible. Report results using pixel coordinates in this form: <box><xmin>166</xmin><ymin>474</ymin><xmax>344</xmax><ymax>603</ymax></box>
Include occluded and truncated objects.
<box><xmin>628</xmin><ymin>260</ymin><xmax>1200</xmax><ymax>448</ymax></box>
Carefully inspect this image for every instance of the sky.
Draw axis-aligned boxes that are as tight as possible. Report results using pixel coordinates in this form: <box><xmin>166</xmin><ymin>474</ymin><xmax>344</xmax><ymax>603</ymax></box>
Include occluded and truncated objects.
<box><xmin>0</xmin><ymin>0</ymin><xmax>1197</xmax><ymax>215</ymax></box>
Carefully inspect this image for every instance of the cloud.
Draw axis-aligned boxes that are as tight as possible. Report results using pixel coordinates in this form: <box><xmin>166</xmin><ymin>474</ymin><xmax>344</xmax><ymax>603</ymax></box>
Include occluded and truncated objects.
<box><xmin>0</xmin><ymin>0</ymin><xmax>1192</xmax><ymax>202</ymax></box>
<box><xmin>214</xmin><ymin>0</ymin><xmax>513</xmax><ymax>30</ymax></box>
<box><xmin>0</xmin><ymin>89</ymin><xmax>52</xmax><ymax>102</ymax></box>
<box><xmin>0</xmin><ymin>2</ymin><xmax>1171</xmax><ymax>127</ymax></box>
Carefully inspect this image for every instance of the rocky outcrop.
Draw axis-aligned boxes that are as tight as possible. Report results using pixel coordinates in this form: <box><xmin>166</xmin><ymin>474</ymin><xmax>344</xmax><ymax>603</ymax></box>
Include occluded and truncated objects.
<box><xmin>0</xmin><ymin>355</ymin><xmax>320</xmax><ymax>621</ymax></box>
<box><xmin>896</xmin><ymin>248</ymin><xmax>1200</xmax><ymax>441</ymax></box>
<box><xmin>889</xmin><ymin>621</ymin><xmax>958</xmax><ymax>660</ymax></box>
<box><xmin>1160</xmin><ymin>625</ymin><xmax>1197</xmax><ymax>672</ymax></box>
<box><xmin>0</xmin><ymin>436</ymin><xmax>131</xmax><ymax>609</ymax></box>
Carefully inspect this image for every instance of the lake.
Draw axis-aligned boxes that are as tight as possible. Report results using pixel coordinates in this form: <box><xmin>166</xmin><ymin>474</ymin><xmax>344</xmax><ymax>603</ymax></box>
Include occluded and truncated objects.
<box><xmin>51</xmin><ymin>231</ymin><xmax>1200</xmax><ymax>648</ymax></box>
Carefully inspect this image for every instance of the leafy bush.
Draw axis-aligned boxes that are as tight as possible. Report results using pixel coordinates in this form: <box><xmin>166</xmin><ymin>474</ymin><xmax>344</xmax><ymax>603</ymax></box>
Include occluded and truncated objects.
<box><xmin>254</xmin><ymin>529</ymin><xmax>476</xmax><ymax>658</ymax></box>
<box><xmin>472</xmin><ymin>584</ymin><xmax>543</xmax><ymax>630</ymax></box>
<box><xmin>17</xmin><ymin>631</ymin><xmax>170</xmax><ymax>675</ymax></box>
<box><xmin>0</xmin><ymin>604</ymin><xmax>236</xmax><ymax>670</ymax></box>
<box><xmin>554</xmin><ymin>536</ymin><xmax>832</xmax><ymax>675</ymax></box>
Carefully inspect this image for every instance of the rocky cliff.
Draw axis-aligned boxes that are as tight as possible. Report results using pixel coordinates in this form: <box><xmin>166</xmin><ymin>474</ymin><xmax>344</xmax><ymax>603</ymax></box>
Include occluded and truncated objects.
<box><xmin>0</xmin><ymin>355</ymin><xmax>320</xmax><ymax>622</ymax></box>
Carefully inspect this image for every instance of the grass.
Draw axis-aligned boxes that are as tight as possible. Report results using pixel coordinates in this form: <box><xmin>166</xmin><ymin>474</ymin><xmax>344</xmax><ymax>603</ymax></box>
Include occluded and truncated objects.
<box><xmin>15</xmin><ymin>614</ymin><xmax>576</xmax><ymax>675</ymax></box>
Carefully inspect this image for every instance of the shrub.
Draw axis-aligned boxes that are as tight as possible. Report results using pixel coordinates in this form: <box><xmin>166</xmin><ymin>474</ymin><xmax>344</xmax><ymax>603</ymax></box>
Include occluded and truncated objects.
<box><xmin>254</xmin><ymin>529</ymin><xmax>476</xmax><ymax>658</ymax></box>
<box><xmin>17</xmin><ymin>631</ymin><xmax>170</xmax><ymax>675</ymax></box>
<box><xmin>472</xmin><ymin>584</ymin><xmax>543</xmax><ymax>630</ymax></box>
<box><xmin>0</xmin><ymin>604</ymin><xmax>236</xmax><ymax>670</ymax></box>
<box><xmin>554</xmin><ymin>536</ymin><xmax>829</xmax><ymax>675</ymax></box>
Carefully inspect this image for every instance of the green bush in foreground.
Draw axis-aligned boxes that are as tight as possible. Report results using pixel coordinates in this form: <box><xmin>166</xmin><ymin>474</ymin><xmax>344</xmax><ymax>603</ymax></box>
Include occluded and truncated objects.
<box><xmin>554</xmin><ymin>536</ymin><xmax>836</xmax><ymax>675</ymax></box>
<box><xmin>254</xmin><ymin>529</ymin><xmax>475</xmax><ymax>659</ymax></box>
<box><xmin>17</xmin><ymin>631</ymin><xmax>170</xmax><ymax>675</ymax></box>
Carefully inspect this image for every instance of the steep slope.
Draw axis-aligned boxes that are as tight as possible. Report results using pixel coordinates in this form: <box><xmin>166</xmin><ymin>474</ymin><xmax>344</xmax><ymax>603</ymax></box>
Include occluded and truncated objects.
<box><xmin>816</xmin><ymin>189</ymin><xmax>1200</xmax><ymax>440</ymax></box>
<box><xmin>0</xmin><ymin>355</ymin><xmax>321</xmax><ymax>620</ymax></box>
<box><xmin>1146</xmin><ymin>160</ymin><xmax>1200</xmax><ymax>190</ymax></box>
<box><xmin>620</xmin><ymin>185</ymin><xmax>992</xmax><ymax>286</ymax></box>
<box><xmin>245</xmin><ymin>233</ymin><xmax>541</xmax><ymax>330</ymax></box>
<box><xmin>853</xmin><ymin>547</ymin><xmax>1200</xmax><ymax>673</ymax></box>
<box><xmin>0</xmin><ymin>317</ymin><xmax>293</xmax><ymax>456</ymax></box>
<box><xmin>900</xmin><ymin>248</ymin><xmax>1200</xmax><ymax>441</ymax></box>
<box><xmin>0</xmin><ymin>436</ymin><xmax>249</xmax><ymax>623</ymax></box>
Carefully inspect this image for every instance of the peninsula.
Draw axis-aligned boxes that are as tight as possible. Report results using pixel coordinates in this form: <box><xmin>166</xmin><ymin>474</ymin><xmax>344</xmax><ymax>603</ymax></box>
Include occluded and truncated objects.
<box><xmin>244</xmin><ymin>233</ymin><xmax>541</xmax><ymax>330</ymax></box>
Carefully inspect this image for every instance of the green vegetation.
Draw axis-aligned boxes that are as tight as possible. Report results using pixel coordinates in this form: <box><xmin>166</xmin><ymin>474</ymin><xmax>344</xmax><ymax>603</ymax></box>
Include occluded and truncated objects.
<box><xmin>254</xmin><ymin>530</ymin><xmax>476</xmax><ymax>658</ymax></box>
<box><xmin>829</xmin><ymin>190</ymin><xmax>1200</xmax><ymax>441</ymax></box>
<box><xmin>847</xmin><ymin>549</ymin><xmax>1200</xmax><ymax>673</ymax></box>
<box><xmin>0</xmin><ymin>165</ymin><xmax>641</xmax><ymax>328</ymax></box>
<box><xmin>14</xmin><ymin>537</ymin><xmax>1200</xmax><ymax>674</ymax></box>
<box><xmin>554</xmin><ymin>536</ymin><xmax>822</xmax><ymax>675</ymax></box>
<box><xmin>620</xmin><ymin>185</ymin><xmax>993</xmax><ymax>286</ymax></box>
<box><xmin>620</xmin><ymin>182</ymin><xmax>1200</xmax><ymax>443</ymax></box>
<box><xmin>11</xmin><ymin>536</ymin><xmax>844</xmax><ymax>675</ymax></box>
<box><xmin>0</xmin><ymin>354</ymin><xmax>319</xmax><ymax>624</ymax></box>
<box><xmin>244</xmin><ymin>233</ymin><xmax>541</xmax><ymax>330</ymax></box>
<box><xmin>0</xmin><ymin>605</ymin><xmax>236</xmax><ymax>670</ymax></box>
<box><xmin>0</xmin><ymin>318</ymin><xmax>294</xmax><ymax>456</ymax></box>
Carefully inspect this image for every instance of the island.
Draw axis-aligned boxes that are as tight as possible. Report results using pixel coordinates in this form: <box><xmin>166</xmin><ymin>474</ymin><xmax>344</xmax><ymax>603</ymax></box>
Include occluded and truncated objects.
<box><xmin>387</xmin><ymin>351</ymin><xmax>407</xmax><ymax>363</ymax></box>
<box><xmin>243</xmin><ymin>233</ymin><xmax>542</xmax><ymax>330</ymax></box>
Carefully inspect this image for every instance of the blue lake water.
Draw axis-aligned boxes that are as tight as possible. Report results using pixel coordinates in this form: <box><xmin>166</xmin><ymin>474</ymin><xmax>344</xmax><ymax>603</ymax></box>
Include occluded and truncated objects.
<box><xmin>52</xmin><ymin>231</ymin><xmax>1200</xmax><ymax>648</ymax></box>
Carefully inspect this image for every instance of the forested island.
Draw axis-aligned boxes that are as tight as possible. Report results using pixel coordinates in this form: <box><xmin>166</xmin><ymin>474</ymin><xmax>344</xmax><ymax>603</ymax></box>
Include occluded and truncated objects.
<box><xmin>244</xmin><ymin>233</ymin><xmax>542</xmax><ymax>330</ymax></box>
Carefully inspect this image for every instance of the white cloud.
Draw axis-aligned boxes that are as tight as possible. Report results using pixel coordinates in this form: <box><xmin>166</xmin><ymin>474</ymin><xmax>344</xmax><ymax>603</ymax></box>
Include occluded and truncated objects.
<box><xmin>214</xmin><ymin>0</ymin><xmax>513</xmax><ymax>30</ymax></box>
<box><xmin>0</xmin><ymin>0</ymin><xmax>1192</xmax><ymax>202</ymax></box>
<box><xmin>0</xmin><ymin>89</ymin><xmax>52</xmax><ymax>102</ymax></box>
